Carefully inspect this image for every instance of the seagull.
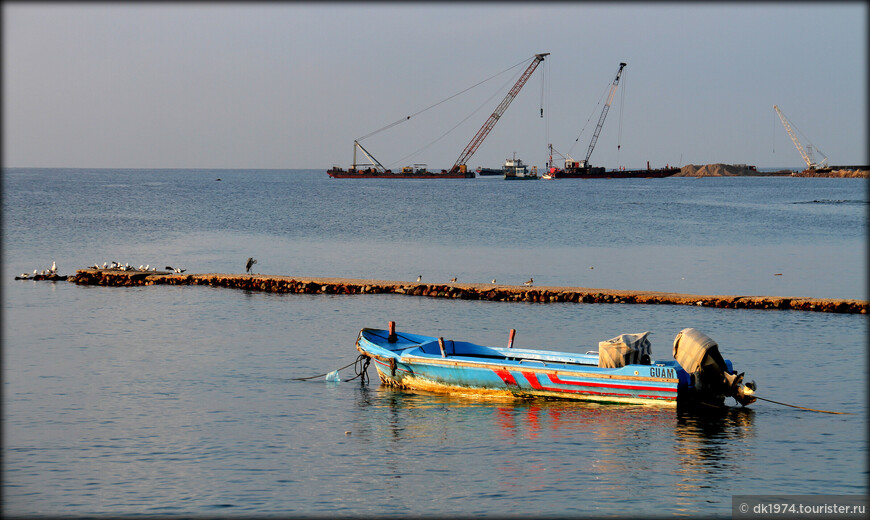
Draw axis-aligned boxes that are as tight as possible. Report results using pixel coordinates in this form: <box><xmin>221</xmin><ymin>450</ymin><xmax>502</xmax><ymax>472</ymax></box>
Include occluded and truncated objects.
<box><xmin>450</xmin><ymin>277</ymin><xmax>457</xmax><ymax>282</ymax></box>
<box><xmin>246</xmin><ymin>257</ymin><xmax>257</xmax><ymax>274</ymax></box>
<box><xmin>491</xmin><ymin>279</ymin><xmax>497</xmax><ymax>284</ymax></box>
<box><xmin>165</xmin><ymin>266</ymin><xmax>174</xmax><ymax>270</ymax></box>
<box><xmin>524</xmin><ymin>278</ymin><xmax>534</xmax><ymax>286</ymax></box>
<box><xmin>102</xmin><ymin>262</ymin><xmax>108</xmax><ymax>269</ymax></box>
<box><xmin>416</xmin><ymin>275</ymin><xmax>422</xmax><ymax>282</ymax></box>
<box><xmin>19</xmin><ymin>273</ymin><xmax>30</xmax><ymax>278</ymax></box>
<box><xmin>33</xmin><ymin>269</ymin><xmax>38</xmax><ymax>276</ymax></box>
<box><xmin>51</xmin><ymin>261</ymin><xmax>57</xmax><ymax>272</ymax></box>
<box><xmin>174</xmin><ymin>268</ymin><xmax>186</xmax><ymax>273</ymax></box>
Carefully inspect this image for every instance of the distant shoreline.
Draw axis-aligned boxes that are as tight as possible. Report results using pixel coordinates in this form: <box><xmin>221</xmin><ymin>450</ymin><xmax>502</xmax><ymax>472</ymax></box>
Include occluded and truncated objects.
<box><xmin>676</xmin><ymin>163</ymin><xmax>869</xmax><ymax>178</ymax></box>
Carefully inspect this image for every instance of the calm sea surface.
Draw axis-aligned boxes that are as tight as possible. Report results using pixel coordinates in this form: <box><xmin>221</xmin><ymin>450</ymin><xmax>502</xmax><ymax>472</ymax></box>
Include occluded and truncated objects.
<box><xmin>2</xmin><ymin>168</ymin><xmax>868</xmax><ymax>517</ymax></box>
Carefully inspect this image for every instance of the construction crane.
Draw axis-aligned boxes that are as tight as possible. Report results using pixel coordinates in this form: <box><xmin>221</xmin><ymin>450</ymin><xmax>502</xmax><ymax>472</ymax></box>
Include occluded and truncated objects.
<box><xmin>449</xmin><ymin>53</ymin><xmax>549</xmax><ymax>174</ymax></box>
<box><xmin>773</xmin><ymin>105</ymin><xmax>828</xmax><ymax>169</ymax></box>
<box><xmin>581</xmin><ymin>62</ymin><xmax>627</xmax><ymax>168</ymax></box>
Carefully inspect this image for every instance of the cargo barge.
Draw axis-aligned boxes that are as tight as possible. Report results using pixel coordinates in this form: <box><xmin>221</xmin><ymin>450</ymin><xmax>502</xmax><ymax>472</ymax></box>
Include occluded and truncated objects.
<box><xmin>546</xmin><ymin>62</ymin><xmax>679</xmax><ymax>180</ymax></box>
<box><xmin>328</xmin><ymin>53</ymin><xmax>549</xmax><ymax>179</ymax></box>
<box><xmin>476</xmin><ymin>166</ymin><xmax>503</xmax><ymax>176</ymax></box>
<box><xmin>551</xmin><ymin>160</ymin><xmax>680</xmax><ymax>179</ymax></box>
<box><xmin>327</xmin><ymin>165</ymin><xmax>472</xmax><ymax>179</ymax></box>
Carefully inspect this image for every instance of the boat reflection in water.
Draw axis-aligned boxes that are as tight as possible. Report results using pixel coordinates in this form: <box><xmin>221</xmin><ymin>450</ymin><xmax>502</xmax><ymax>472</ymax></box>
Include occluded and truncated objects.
<box><xmin>351</xmin><ymin>384</ymin><xmax>755</xmax><ymax>500</ymax></box>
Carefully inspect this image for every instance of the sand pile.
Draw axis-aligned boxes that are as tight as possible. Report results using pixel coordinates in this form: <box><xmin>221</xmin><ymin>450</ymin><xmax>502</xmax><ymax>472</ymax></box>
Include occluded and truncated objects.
<box><xmin>675</xmin><ymin>164</ymin><xmax>769</xmax><ymax>177</ymax></box>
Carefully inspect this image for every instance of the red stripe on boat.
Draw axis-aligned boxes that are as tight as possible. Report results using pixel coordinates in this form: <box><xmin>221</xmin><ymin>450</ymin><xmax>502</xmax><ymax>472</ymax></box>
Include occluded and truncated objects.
<box><xmin>516</xmin><ymin>371</ymin><xmax>676</xmax><ymax>399</ymax></box>
<box><xmin>493</xmin><ymin>368</ymin><xmax>519</xmax><ymax>387</ymax></box>
<box><xmin>548</xmin><ymin>373</ymin><xmax>678</xmax><ymax>393</ymax></box>
<box><xmin>523</xmin><ymin>371</ymin><xmax>545</xmax><ymax>389</ymax></box>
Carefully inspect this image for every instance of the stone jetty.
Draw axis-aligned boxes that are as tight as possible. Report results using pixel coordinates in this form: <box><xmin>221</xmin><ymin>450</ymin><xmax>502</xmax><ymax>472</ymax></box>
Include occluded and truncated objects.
<box><xmin>68</xmin><ymin>269</ymin><xmax>868</xmax><ymax>314</ymax></box>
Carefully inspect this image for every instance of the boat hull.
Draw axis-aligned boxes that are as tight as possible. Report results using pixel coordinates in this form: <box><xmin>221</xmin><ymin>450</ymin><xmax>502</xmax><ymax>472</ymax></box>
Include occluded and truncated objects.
<box><xmin>553</xmin><ymin>167</ymin><xmax>680</xmax><ymax>179</ymax></box>
<box><xmin>356</xmin><ymin>328</ymin><xmax>691</xmax><ymax>406</ymax></box>
<box><xmin>327</xmin><ymin>168</ymin><xmax>472</xmax><ymax>179</ymax></box>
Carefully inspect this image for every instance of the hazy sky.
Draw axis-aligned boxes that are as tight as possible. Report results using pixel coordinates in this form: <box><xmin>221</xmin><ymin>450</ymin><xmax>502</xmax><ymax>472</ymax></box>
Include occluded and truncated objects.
<box><xmin>3</xmin><ymin>2</ymin><xmax>867</xmax><ymax>170</ymax></box>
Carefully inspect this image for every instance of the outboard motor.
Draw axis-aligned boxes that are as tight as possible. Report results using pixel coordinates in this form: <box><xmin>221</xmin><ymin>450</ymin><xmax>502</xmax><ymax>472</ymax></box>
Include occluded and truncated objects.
<box><xmin>673</xmin><ymin>328</ymin><xmax>756</xmax><ymax>406</ymax></box>
<box><xmin>599</xmin><ymin>332</ymin><xmax>652</xmax><ymax>368</ymax></box>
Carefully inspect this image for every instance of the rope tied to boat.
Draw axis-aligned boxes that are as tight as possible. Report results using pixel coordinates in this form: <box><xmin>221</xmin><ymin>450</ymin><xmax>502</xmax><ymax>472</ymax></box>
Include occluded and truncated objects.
<box><xmin>753</xmin><ymin>396</ymin><xmax>854</xmax><ymax>415</ymax></box>
<box><xmin>346</xmin><ymin>354</ymin><xmax>371</xmax><ymax>384</ymax></box>
<box><xmin>289</xmin><ymin>359</ymin><xmax>358</xmax><ymax>381</ymax></box>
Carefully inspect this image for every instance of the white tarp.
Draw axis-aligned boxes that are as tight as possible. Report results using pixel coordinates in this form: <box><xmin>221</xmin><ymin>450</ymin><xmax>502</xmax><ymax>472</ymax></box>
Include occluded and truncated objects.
<box><xmin>598</xmin><ymin>332</ymin><xmax>651</xmax><ymax>368</ymax></box>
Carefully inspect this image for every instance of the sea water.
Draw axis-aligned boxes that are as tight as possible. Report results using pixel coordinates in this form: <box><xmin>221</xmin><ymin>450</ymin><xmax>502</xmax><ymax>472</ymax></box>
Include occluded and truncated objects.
<box><xmin>2</xmin><ymin>168</ymin><xmax>867</xmax><ymax>516</ymax></box>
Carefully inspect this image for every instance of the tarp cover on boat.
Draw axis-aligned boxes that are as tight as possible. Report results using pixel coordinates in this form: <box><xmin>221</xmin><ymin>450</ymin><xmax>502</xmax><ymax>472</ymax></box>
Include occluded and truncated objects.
<box><xmin>598</xmin><ymin>332</ymin><xmax>651</xmax><ymax>368</ymax></box>
<box><xmin>672</xmin><ymin>328</ymin><xmax>741</xmax><ymax>395</ymax></box>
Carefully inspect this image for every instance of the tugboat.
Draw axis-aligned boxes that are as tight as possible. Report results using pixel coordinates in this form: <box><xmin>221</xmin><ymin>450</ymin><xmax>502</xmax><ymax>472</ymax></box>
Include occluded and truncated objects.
<box><xmin>503</xmin><ymin>154</ymin><xmax>538</xmax><ymax>180</ymax></box>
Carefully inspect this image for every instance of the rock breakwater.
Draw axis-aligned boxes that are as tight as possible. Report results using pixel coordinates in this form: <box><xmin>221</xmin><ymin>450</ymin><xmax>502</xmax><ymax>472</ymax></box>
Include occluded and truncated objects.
<box><xmin>69</xmin><ymin>269</ymin><xmax>868</xmax><ymax>314</ymax></box>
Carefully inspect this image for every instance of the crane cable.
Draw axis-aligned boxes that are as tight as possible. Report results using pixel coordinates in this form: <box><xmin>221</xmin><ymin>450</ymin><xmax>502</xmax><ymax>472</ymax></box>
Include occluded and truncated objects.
<box><xmin>616</xmin><ymin>67</ymin><xmax>626</xmax><ymax>168</ymax></box>
<box><xmin>356</xmin><ymin>57</ymin><xmax>531</xmax><ymax>143</ymax></box>
<box><xmin>388</xmin><ymin>70</ymin><xmax>520</xmax><ymax>169</ymax></box>
<box><xmin>567</xmin><ymin>80</ymin><xmax>611</xmax><ymax>157</ymax></box>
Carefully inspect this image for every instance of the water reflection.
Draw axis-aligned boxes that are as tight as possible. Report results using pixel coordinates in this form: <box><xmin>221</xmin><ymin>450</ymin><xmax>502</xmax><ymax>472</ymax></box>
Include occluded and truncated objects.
<box><xmin>353</xmin><ymin>384</ymin><xmax>758</xmax><ymax>504</ymax></box>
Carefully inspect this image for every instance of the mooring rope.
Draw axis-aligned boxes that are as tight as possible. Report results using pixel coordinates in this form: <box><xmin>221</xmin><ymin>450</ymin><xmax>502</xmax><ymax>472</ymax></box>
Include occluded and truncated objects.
<box><xmin>754</xmin><ymin>396</ymin><xmax>854</xmax><ymax>415</ymax></box>
<box><xmin>289</xmin><ymin>354</ymin><xmax>371</xmax><ymax>384</ymax></box>
<box><xmin>345</xmin><ymin>354</ymin><xmax>371</xmax><ymax>384</ymax></box>
<box><xmin>289</xmin><ymin>359</ymin><xmax>358</xmax><ymax>381</ymax></box>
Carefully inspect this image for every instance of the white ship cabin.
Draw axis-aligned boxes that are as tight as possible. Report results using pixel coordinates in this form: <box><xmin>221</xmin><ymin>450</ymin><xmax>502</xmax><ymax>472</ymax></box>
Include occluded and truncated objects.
<box><xmin>504</xmin><ymin>157</ymin><xmax>527</xmax><ymax>174</ymax></box>
<box><xmin>565</xmin><ymin>159</ymin><xmax>589</xmax><ymax>169</ymax></box>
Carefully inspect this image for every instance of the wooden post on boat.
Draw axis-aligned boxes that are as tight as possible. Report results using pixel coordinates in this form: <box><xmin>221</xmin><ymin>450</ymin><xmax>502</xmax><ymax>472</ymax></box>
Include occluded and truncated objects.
<box><xmin>388</xmin><ymin>321</ymin><xmax>397</xmax><ymax>343</ymax></box>
<box><xmin>508</xmin><ymin>329</ymin><xmax>516</xmax><ymax>348</ymax></box>
<box><xmin>438</xmin><ymin>337</ymin><xmax>447</xmax><ymax>358</ymax></box>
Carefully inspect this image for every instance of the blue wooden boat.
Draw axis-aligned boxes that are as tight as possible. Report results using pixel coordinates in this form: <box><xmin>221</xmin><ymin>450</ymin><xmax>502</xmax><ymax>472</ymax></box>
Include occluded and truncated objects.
<box><xmin>355</xmin><ymin>323</ymin><xmax>757</xmax><ymax>407</ymax></box>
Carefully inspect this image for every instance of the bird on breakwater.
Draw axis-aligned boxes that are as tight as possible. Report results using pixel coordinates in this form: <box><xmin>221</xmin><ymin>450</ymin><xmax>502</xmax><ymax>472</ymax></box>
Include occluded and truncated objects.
<box><xmin>246</xmin><ymin>257</ymin><xmax>257</xmax><ymax>274</ymax></box>
<box><xmin>491</xmin><ymin>279</ymin><xmax>497</xmax><ymax>284</ymax></box>
<box><xmin>416</xmin><ymin>275</ymin><xmax>422</xmax><ymax>282</ymax></box>
<box><xmin>51</xmin><ymin>261</ymin><xmax>57</xmax><ymax>273</ymax></box>
<box><xmin>102</xmin><ymin>262</ymin><xmax>108</xmax><ymax>269</ymax></box>
<box><xmin>524</xmin><ymin>278</ymin><xmax>534</xmax><ymax>286</ymax></box>
<box><xmin>174</xmin><ymin>268</ymin><xmax>186</xmax><ymax>273</ymax></box>
<box><xmin>19</xmin><ymin>273</ymin><xmax>30</xmax><ymax>279</ymax></box>
<box><xmin>33</xmin><ymin>269</ymin><xmax>38</xmax><ymax>276</ymax></box>
<box><xmin>450</xmin><ymin>277</ymin><xmax>457</xmax><ymax>283</ymax></box>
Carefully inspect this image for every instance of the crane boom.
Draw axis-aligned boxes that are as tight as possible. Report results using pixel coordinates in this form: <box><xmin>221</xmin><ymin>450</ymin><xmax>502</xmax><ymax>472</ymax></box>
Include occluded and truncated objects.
<box><xmin>450</xmin><ymin>53</ymin><xmax>549</xmax><ymax>173</ymax></box>
<box><xmin>773</xmin><ymin>105</ymin><xmax>828</xmax><ymax>169</ymax></box>
<box><xmin>584</xmin><ymin>62</ymin><xmax>626</xmax><ymax>165</ymax></box>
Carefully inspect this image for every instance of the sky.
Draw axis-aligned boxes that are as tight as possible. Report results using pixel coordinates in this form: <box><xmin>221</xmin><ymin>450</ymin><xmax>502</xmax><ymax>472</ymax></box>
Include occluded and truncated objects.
<box><xmin>3</xmin><ymin>2</ymin><xmax>867</xmax><ymax>170</ymax></box>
